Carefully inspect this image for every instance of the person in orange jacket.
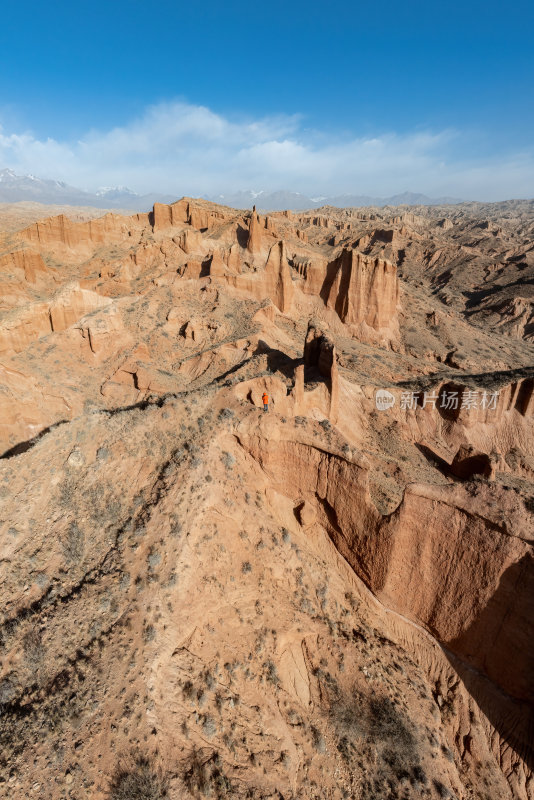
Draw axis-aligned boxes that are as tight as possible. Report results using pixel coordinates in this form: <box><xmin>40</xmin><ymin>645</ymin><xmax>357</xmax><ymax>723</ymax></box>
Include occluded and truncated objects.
<box><xmin>262</xmin><ymin>392</ymin><xmax>269</xmax><ymax>413</ymax></box>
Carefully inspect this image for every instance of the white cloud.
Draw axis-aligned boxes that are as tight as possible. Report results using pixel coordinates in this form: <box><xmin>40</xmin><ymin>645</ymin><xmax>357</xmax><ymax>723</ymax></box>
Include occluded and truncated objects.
<box><xmin>0</xmin><ymin>100</ymin><xmax>532</xmax><ymax>199</ymax></box>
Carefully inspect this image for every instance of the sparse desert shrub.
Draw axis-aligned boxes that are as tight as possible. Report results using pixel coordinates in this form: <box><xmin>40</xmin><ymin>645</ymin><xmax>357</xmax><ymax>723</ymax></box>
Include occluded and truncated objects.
<box><xmin>279</xmin><ymin>750</ymin><xmax>291</xmax><ymax>768</ymax></box>
<box><xmin>311</xmin><ymin>725</ymin><xmax>326</xmax><ymax>753</ymax></box>
<box><xmin>201</xmin><ymin>669</ymin><xmax>216</xmax><ymax>690</ymax></box>
<box><xmin>441</xmin><ymin>744</ymin><xmax>454</xmax><ymax>762</ymax></box>
<box><xmin>221</xmin><ymin>451</ymin><xmax>235</xmax><ymax>470</ymax></box>
<box><xmin>0</xmin><ymin>678</ymin><xmax>16</xmax><ymax>706</ymax></box>
<box><xmin>411</xmin><ymin>764</ymin><xmax>427</xmax><ymax>785</ymax></box>
<box><xmin>169</xmin><ymin>515</ymin><xmax>182</xmax><ymax>538</ymax></box>
<box><xmin>202</xmin><ymin>714</ymin><xmax>217</xmax><ymax>736</ymax></box>
<box><xmin>62</xmin><ymin>521</ymin><xmax>85</xmax><ymax>563</ymax></box>
<box><xmin>97</xmin><ymin>446</ymin><xmax>110</xmax><ymax>462</ymax></box>
<box><xmin>336</xmin><ymin>735</ymin><xmax>351</xmax><ymax>761</ymax></box>
<box><xmin>367</xmin><ymin>696</ymin><xmax>415</xmax><ymax>751</ymax></box>
<box><xmin>329</xmin><ymin>686</ymin><xmax>422</xmax><ymax>792</ymax></box>
<box><xmin>345</xmin><ymin>592</ymin><xmax>360</xmax><ymax>611</ymax></box>
<box><xmin>433</xmin><ymin>779</ymin><xmax>453</xmax><ymax>798</ymax></box>
<box><xmin>182</xmin><ymin>680</ymin><xmax>195</xmax><ymax>701</ymax></box>
<box><xmin>148</xmin><ymin>550</ymin><xmax>161</xmax><ymax>571</ymax></box>
<box><xmin>183</xmin><ymin>748</ymin><xmax>232</xmax><ymax>798</ymax></box>
<box><xmin>143</xmin><ymin>624</ymin><xmax>156</xmax><ymax>643</ymax></box>
<box><xmin>22</xmin><ymin>626</ymin><xmax>43</xmax><ymax>668</ymax></box>
<box><xmin>263</xmin><ymin>660</ymin><xmax>280</xmax><ymax>686</ymax></box>
<box><xmin>108</xmin><ymin>753</ymin><xmax>168</xmax><ymax>800</ymax></box>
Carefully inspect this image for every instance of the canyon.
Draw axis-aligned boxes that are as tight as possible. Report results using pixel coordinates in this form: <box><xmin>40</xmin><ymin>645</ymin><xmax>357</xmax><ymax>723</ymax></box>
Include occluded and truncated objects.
<box><xmin>0</xmin><ymin>196</ymin><xmax>532</xmax><ymax>800</ymax></box>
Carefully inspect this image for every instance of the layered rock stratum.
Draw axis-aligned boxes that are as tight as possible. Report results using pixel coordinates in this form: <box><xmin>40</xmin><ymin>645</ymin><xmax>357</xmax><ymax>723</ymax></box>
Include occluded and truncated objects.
<box><xmin>0</xmin><ymin>197</ymin><xmax>532</xmax><ymax>800</ymax></box>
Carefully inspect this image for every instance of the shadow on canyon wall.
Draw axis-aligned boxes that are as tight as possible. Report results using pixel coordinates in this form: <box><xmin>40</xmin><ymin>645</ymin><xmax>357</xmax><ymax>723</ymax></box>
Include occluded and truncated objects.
<box><xmin>445</xmin><ymin>552</ymin><xmax>534</xmax><ymax>770</ymax></box>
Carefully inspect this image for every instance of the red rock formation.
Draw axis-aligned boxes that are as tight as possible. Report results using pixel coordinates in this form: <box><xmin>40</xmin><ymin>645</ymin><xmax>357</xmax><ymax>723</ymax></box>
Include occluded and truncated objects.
<box><xmin>322</xmin><ymin>249</ymin><xmax>399</xmax><ymax>333</ymax></box>
<box><xmin>224</xmin><ymin>242</ymin><xmax>242</xmax><ymax>273</ymax></box>
<box><xmin>189</xmin><ymin>204</ymin><xmax>210</xmax><ymax>231</ymax></box>
<box><xmin>380</xmin><ymin>482</ymin><xmax>533</xmax><ymax>705</ymax></box>
<box><xmin>0</xmin><ymin>249</ymin><xmax>48</xmax><ymax>283</ymax></box>
<box><xmin>291</xmin><ymin>254</ymin><xmax>328</xmax><ymax>291</ymax></box>
<box><xmin>174</xmin><ymin>228</ymin><xmax>202</xmax><ymax>254</ymax></box>
<box><xmin>437</xmin><ymin>377</ymin><xmax>534</xmax><ymax>425</ymax></box>
<box><xmin>263</xmin><ymin>241</ymin><xmax>293</xmax><ymax>313</ymax></box>
<box><xmin>76</xmin><ymin>306</ymin><xmax>131</xmax><ymax>361</ymax></box>
<box><xmin>450</xmin><ymin>444</ymin><xmax>495</xmax><ymax>479</ymax></box>
<box><xmin>152</xmin><ymin>198</ymin><xmax>227</xmax><ymax>231</ymax></box>
<box><xmin>207</xmin><ymin>251</ymin><xmax>227</xmax><ymax>278</ymax></box>
<box><xmin>49</xmin><ymin>286</ymin><xmax>111</xmax><ymax>332</ymax></box>
<box><xmin>17</xmin><ymin>212</ymin><xmax>136</xmax><ymax>249</ymax></box>
<box><xmin>223</xmin><ymin>239</ymin><xmax>294</xmax><ymax>312</ymax></box>
<box><xmin>0</xmin><ymin>286</ymin><xmax>111</xmax><ymax>354</ymax></box>
<box><xmin>180</xmin><ymin>260</ymin><xmax>205</xmax><ymax>279</ymax></box>
<box><xmin>247</xmin><ymin>205</ymin><xmax>262</xmax><ymax>254</ymax></box>
<box><xmin>0</xmin><ymin>303</ymin><xmax>52</xmax><ymax>354</ymax></box>
<box><xmin>264</xmin><ymin>216</ymin><xmax>278</xmax><ymax>236</ymax></box>
<box><xmin>297</xmin><ymin>500</ymin><xmax>316</xmax><ymax>526</ymax></box>
<box><xmin>239</xmin><ymin>425</ymin><xmax>533</xmax><ymax>773</ymax></box>
<box><xmin>152</xmin><ymin>200</ymin><xmax>187</xmax><ymax>229</ymax></box>
<box><xmin>303</xmin><ymin>321</ymin><xmax>339</xmax><ymax>423</ymax></box>
<box><xmin>493</xmin><ymin>297</ymin><xmax>534</xmax><ymax>341</ymax></box>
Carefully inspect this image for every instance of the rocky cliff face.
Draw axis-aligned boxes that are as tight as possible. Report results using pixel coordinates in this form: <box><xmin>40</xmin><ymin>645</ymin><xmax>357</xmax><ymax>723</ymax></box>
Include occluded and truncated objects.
<box><xmin>321</xmin><ymin>248</ymin><xmax>400</xmax><ymax>334</ymax></box>
<box><xmin>247</xmin><ymin>205</ymin><xmax>263</xmax><ymax>253</ymax></box>
<box><xmin>16</xmin><ymin>212</ymin><xmax>140</xmax><ymax>249</ymax></box>
<box><xmin>152</xmin><ymin>197</ymin><xmax>229</xmax><ymax>231</ymax></box>
<box><xmin>0</xmin><ymin>197</ymin><xmax>532</xmax><ymax>800</ymax></box>
<box><xmin>0</xmin><ymin>285</ymin><xmax>111</xmax><ymax>354</ymax></box>
<box><xmin>263</xmin><ymin>240</ymin><xmax>294</xmax><ymax>313</ymax></box>
<box><xmin>302</xmin><ymin>320</ymin><xmax>339</xmax><ymax>422</ymax></box>
<box><xmin>0</xmin><ymin>248</ymin><xmax>48</xmax><ymax>284</ymax></box>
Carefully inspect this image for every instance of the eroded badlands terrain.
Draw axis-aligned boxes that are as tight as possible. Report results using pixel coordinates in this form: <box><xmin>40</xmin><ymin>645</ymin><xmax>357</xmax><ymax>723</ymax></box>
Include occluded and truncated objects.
<box><xmin>0</xmin><ymin>197</ymin><xmax>533</xmax><ymax>800</ymax></box>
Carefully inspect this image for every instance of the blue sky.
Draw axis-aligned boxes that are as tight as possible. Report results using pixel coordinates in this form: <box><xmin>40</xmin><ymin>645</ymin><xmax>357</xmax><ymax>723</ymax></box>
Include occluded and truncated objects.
<box><xmin>0</xmin><ymin>0</ymin><xmax>532</xmax><ymax>199</ymax></box>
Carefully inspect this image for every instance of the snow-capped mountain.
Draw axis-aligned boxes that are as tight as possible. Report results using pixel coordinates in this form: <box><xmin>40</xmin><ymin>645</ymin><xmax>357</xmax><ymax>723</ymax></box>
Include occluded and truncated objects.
<box><xmin>95</xmin><ymin>186</ymin><xmax>139</xmax><ymax>198</ymax></box>
<box><xmin>208</xmin><ymin>189</ymin><xmax>462</xmax><ymax>211</ymax></box>
<box><xmin>0</xmin><ymin>169</ymin><xmax>176</xmax><ymax>210</ymax></box>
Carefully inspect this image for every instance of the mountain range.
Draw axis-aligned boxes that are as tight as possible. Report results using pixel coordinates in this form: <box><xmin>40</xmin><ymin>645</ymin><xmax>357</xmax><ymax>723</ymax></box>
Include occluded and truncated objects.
<box><xmin>0</xmin><ymin>169</ymin><xmax>176</xmax><ymax>211</ymax></box>
<box><xmin>0</xmin><ymin>168</ymin><xmax>462</xmax><ymax>211</ymax></box>
<box><xmin>208</xmin><ymin>188</ymin><xmax>463</xmax><ymax>210</ymax></box>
